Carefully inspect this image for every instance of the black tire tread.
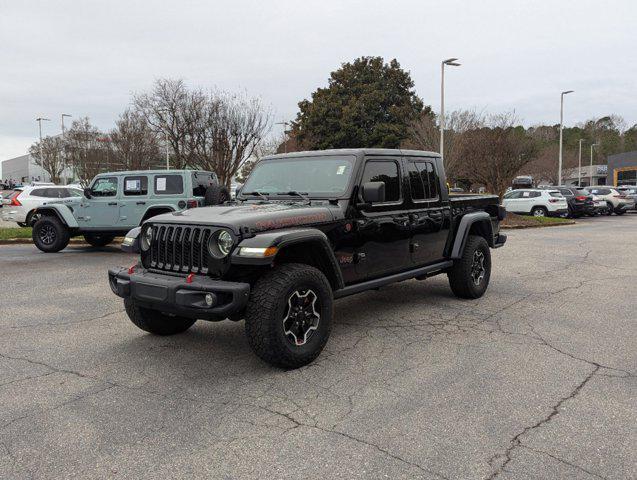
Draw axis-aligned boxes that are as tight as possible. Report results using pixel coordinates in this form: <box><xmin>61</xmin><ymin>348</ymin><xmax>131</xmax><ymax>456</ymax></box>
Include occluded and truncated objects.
<box><xmin>84</xmin><ymin>233</ymin><xmax>116</xmax><ymax>247</ymax></box>
<box><xmin>245</xmin><ymin>263</ymin><xmax>332</xmax><ymax>368</ymax></box>
<box><xmin>448</xmin><ymin>235</ymin><xmax>491</xmax><ymax>299</ymax></box>
<box><xmin>124</xmin><ymin>298</ymin><xmax>196</xmax><ymax>335</ymax></box>
<box><xmin>32</xmin><ymin>216</ymin><xmax>70</xmax><ymax>253</ymax></box>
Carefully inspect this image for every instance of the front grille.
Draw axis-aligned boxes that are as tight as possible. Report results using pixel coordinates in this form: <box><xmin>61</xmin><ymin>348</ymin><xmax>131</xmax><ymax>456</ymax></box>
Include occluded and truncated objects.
<box><xmin>149</xmin><ymin>224</ymin><xmax>213</xmax><ymax>274</ymax></box>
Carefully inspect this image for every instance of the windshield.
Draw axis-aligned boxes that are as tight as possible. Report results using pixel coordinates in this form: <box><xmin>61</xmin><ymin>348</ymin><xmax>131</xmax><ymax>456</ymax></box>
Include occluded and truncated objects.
<box><xmin>241</xmin><ymin>155</ymin><xmax>355</xmax><ymax>198</ymax></box>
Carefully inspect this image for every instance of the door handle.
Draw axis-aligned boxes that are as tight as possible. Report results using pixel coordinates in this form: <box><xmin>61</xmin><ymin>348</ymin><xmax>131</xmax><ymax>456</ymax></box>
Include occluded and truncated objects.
<box><xmin>108</xmin><ymin>202</ymin><xmax>118</xmax><ymax>206</ymax></box>
<box><xmin>136</xmin><ymin>201</ymin><xmax>146</xmax><ymax>205</ymax></box>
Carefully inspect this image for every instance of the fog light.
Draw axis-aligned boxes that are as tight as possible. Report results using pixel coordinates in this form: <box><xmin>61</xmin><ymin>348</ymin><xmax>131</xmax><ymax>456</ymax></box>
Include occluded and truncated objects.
<box><xmin>205</xmin><ymin>293</ymin><xmax>214</xmax><ymax>306</ymax></box>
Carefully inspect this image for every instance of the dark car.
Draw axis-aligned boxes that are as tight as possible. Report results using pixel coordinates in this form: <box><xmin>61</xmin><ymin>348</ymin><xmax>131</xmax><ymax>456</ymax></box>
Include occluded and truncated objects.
<box><xmin>109</xmin><ymin>149</ymin><xmax>506</xmax><ymax>368</ymax></box>
<box><xmin>555</xmin><ymin>186</ymin><xmax>595</xmax><ymax>218</ymax></box>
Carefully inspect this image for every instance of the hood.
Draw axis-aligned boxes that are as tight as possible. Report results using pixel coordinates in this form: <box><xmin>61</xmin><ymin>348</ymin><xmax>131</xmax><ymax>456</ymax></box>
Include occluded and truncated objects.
<box><xmin>148</xmin><ymin>202</ymin><xmax>342</xmax><ymax>234</ymax></box>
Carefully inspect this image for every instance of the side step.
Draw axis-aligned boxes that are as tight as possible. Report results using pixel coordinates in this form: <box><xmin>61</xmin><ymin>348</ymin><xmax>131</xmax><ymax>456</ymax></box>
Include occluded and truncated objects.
<box><xmin>333</xmin><ymin>261</ymin><xmax>453</xmax><ymax>299</ymax></box>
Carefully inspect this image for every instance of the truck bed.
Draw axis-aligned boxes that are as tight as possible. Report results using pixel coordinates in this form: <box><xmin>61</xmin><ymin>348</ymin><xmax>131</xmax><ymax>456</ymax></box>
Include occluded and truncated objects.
<box><xmin>449</xmin><ymin>194</ymin><xmax>500</xmax><ymax>209</ymax></box>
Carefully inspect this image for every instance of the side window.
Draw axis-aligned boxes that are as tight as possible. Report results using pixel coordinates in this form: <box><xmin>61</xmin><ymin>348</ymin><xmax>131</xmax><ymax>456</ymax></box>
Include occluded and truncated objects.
<box><xmin>154</xmin><ymin>175</ymin><xmax>184</xmax><ymax>195</ymax></box>
<box><xmin>407</xmin><ymin>160</ymin><xmax>439</xmax><ymax>201</ymax></box>
<box><xmin>529</xmin><ymin>191</ymin><xmax>541</xmax><ymax>198</ymax></box>
<box><xmin>407</xmin><ymin>162</ymin><xmax>425</xmax><ymax>200</ymax></box>
<box><xmin>67</xmin><ymin>189</ymin><xmax>82</xmax><ymax>197</ymax></box>
<box><xmin>504</xmin><ymin>191</ymin><xmax>520</xmax><ymax>199</ymax></box>
<box><xmin>559</xmin><ymin>189</ymin><xmax>572</xmax><ymax>196</ymax></box>
<box><xmin>124</xmin><ymin>176</ymin><xmax>148</xmax><ymax>196</ymax></box>
<box><xmin>420</xmin><ymin>162</ymin><xmax>439</xmax><ymax>199</ymax></box>
<box><xmin>361</xmin><ymin>160</ymin><xmax>400</xmax><ymax>203</ymax></box>
<box><xmin>192</xmin><ymin>172</ymin><xmax>212</xmax><ymax>196</ymax></box>
<box><xmin>90</xmin><ymin>177</ymin><xmax>118</xmax><ymax>197</ymax></box>
<box><xmin>30</xmin><ymin>188</ymin><xmax>47</xmax><ymax>197</ymax></box>
<box><xmin>48</xmin><ymin>188</ymin><xmax>65</xmax><ymax>198</ymax></box>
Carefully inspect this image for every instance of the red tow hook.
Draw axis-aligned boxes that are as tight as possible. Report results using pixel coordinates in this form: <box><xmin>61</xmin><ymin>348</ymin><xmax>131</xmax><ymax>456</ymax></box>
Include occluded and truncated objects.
<box><xmin>127</xmin><ymin>264</ymin><xmax>137</xmax><ymax>275</ymax></box>
<box><xmin>186</xmin><ymin>273</ymin><xmax>195</xmax><ymax>284</ymax></box>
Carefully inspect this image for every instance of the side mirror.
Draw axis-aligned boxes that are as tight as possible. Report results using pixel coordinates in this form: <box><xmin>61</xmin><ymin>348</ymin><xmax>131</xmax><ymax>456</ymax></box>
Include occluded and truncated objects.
<box><xmin>83</xmin><ymin>187</ymin><xmax>92</xmax><ymax>199</ymax></box>
<box><xmin>361</xmin><ymin>181</ymin><xmax>385</xmax><ymax>204</ymax></box>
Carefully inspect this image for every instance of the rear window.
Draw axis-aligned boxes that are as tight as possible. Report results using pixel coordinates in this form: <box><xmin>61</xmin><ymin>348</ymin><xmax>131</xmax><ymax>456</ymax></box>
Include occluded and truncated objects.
<box><xmin>192</xmin><ymin>172</ymin><xmax>214</xmax><ymax>197</ymax></box>
<box><xmin>154</xmin><ymin>175</ymin><xmax>183</xmax><ymax>195</ymax></box>
<box><xmin>549</xmin><ymin>192</ymin><xmax>562</xmax><ymax>198</ymax></box>
<box><xmin>124</xmin><ymin>176</ymin><xmax>148</xmax><ymax>196</ymax></box>
<box><xmin>589</xmin><ymin>188</ymin><xmax>611</xmax><ymax>195</ymax></box>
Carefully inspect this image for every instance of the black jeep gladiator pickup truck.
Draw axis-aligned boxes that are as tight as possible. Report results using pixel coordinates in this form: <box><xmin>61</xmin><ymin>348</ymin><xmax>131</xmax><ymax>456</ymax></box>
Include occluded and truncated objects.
<box><xmin>109</xmin><ymin>149</ymin><xmax>506</xmax><ymax>368</ymax></box>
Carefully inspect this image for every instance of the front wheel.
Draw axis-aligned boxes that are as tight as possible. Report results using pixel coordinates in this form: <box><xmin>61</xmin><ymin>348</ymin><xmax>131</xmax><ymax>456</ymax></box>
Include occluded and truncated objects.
<box><xmin>84</xmin><ymin>233</ymin><xmax>116</xmax><ymax>247</ymax></box>
<box><xmin>32</xmin><ymin>216</ymin><xmax>70</xmax><ymax>253</ymax></box>
<box><xmin>244</xmin><ymin>263</ymin><xmax>333</xmax><ymax>369</ymax></box>
<box><xmin>124</xmin><ymin>298</ymin><xmax>196</xmax><ymax>335</ymax></box>
<box><xmin>614</xmin><ymin>209</ymin><xmax>625</xmax><ymax>216</ymax></box>
<box><xmin>448</xmin><ymin>235</ymin><xmax>491</xmax><ymax>299</ymax></box>
<box><xmin>606</xmin><ymin>203</ymin><xmax>614</xmax><ymax>215</ymax></box>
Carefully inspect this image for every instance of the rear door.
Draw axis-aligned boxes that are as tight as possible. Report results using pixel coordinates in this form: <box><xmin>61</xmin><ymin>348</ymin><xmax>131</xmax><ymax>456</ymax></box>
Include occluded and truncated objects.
<box><xmin>405</xmin><ymin>157</ymin><xmax>449</xmax><ymax>266</ymax></box>
<box><xmin>119</xmin><ymin>175</ymin><xmax>149</xmax><ymax>227</ymax></box>
<box><xmin>353</xmin><ymin>157</ymin><xmax>411</xmax><ymax>280</ymax></box>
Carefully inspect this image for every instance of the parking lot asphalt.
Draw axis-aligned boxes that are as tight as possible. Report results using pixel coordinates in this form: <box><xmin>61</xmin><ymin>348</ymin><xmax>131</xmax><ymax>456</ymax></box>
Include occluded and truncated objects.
<box><xmin>1</xmin><ymin>215</ymin><xmax>635</xmax><ymax>479</ymax></box>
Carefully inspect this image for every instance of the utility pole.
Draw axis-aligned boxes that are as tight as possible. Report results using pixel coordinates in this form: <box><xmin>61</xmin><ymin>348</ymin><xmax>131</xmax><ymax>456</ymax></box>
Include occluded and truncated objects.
<box><xmin>577</xmin><ymin>139</ymin><xmax>583</xmax><ymax>186</ymax></box>
<box><xmin>590</xmin><ymin>143</ymin><xmax>598</xmax><ymax>186</ymax></box>
<box><xmin>558</xmin><ymin>90</ymin><xmax>574</xmax><ymax>186</ymax></box>
<box><xmin>440</xmin><ymin>58</ymin><xmax>461</xmax><ymax>162</ymax></box>
<box><xmin>61</xmin><ymin>114</ymin><xmax>72</xmax><ymax>184</ymax></box>
<box><xmin>35</xmin><ymin>117</ymin><xmax>50</xmax><ymax>176</ymax></box>
<box><xmin>276</xmin><ymin>121</ymin><xmax>290</xmax><ymax>153</ymax></box>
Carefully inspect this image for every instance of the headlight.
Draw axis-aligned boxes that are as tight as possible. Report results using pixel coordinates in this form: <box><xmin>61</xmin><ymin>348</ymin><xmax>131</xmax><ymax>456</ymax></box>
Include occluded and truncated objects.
<box><xmin>208</xmin><ymin>229</ymin><xmax>234</xmax><ymax>258</ymax></box>
<box><xmin>140</xmin><ymin>226</ymin><xmax>153</xmax><ymax>251</ymax></box>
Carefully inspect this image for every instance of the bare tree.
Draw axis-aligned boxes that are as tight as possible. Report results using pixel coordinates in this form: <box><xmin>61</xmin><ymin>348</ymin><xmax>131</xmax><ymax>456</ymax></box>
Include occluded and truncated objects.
<box><xmin>66</xmin><ymin>117</ymin><xmax>111</xmax><ymax>186</ymax></box>
<box><xmin>456</xmin><ymin>112</ymin><xmax>538</xmax><ymax>198</ymax></box>
<box><xmin>404</xmin><ymin>109</ymin><xmax>484</xmax><ymax>180</ymax></box>
<box><xmin>110</xmin><ymin>109</ymin><xmax>161</xmax><ymax>170</ymax></box>
<box><xmin>29</xmin><ymin>136</ymin><xmax>66</xmax><ymax>183</ymax></box>
<box><xmin>191</xmin><ymin>90</ymin><xmax>272</xmax><ymax>187</ymax></box>
<box><xmin>133</xmin><ymin>79</ymin><xmax>206</xmax><ymax>169</ymax></box>
<box><xmin>236</xmin><ymin>133</ymin><xmax>284</xmax><ymax>183</ymax></box>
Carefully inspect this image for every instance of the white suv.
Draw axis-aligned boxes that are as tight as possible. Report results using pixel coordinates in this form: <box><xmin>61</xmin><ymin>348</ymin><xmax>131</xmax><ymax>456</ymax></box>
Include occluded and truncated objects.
<box><xmin>502</xmin><ymin>189</ymin><xmax>568</xmax><ymax>217</ymax></box>
<box><xmin>584</xmin><ymin>187</ymin><xmax>635</xmax><ymax>215</ymax></box>
<box><xmin>1</xmin><ymin>186</ymin><xmax>83</xmax><ymax>227</ymax></box>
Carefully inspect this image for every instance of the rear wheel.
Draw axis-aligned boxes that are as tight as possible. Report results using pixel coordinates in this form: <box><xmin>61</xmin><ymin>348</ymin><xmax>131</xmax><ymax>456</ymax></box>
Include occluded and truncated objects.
<box><xmin>32</xmin><ymin>216</ymin><xmax>70</xmax><ymax>253</ymax></box>
<box><xmin>83</xmin><ymin>233</ymin><xmax>116</xmax><ymax>247</ymax></box>
<box><xmin>606</xmin><ymin>202</ymin><xmax>614</xmax><ymax>215</ymax></box>
<box><xmin>244</xmin><ymin>263</ymin><xmax>333</xmax><ymax>369</ymax></box>
<box><xmin>531</xmin><ymin>207</ymin><xmax>547</xmax><ymax>217</ymax></box>
<box><xmin>124</xmin><ymin>298</ymin><xmax>196</xmax><ymax>335</ymax></box>
<box><xmin>448</xmin><ymin>235</ymin><xmax>491</xmax><ymax>299</ymax></box>
<box><xmin>614</xmin><ymin>209</ymin><xmax>625</xmax><ymax>215</ymax></box>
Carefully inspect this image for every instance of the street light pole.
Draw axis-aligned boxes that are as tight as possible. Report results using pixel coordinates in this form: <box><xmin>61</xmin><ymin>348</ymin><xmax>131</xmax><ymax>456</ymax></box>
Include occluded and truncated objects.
<box><xmin>165</xmin><ymin>132</ymin><xmax>170</xmax><ymax>170</ymax></box>
<box><xmin>61</xmin><ymin>114</ymin><xmax>72</xmax><ymax>185</ymax></box>
<box><xmin>590</xmin><ymin>143</ymin><xmax>598</xmax><ymax>186</ymax></box>
<box><xmin>35</xmin><ymin>117</ymin><xmax>50</xmax><ymax>167</ymax></box>
<box><xmin>275</xmin><ymin>121</ymin><xmax>290</xmax><ymax>153</ymax></box>
<box><xmin>440</xmin><ymin>58</ymin><xmax>461</xmax><ymax>162</ymax></box>
<box><xmin>558</xmin><ymin>90</ymin><xmax>574</xmax><ymax>186</ymax></box>
<box><xmin>577</xmin><ymin>139</ymin><xmax>583</xmax><ymax>186</ymax></box>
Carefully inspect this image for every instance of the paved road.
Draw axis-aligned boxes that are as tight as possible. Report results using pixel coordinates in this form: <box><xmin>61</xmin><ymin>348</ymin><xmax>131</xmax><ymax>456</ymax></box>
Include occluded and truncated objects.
<box><xmin>1</xmin><ymin>217</ymin><xmax>635</xmax><ymax>479</ymax></box>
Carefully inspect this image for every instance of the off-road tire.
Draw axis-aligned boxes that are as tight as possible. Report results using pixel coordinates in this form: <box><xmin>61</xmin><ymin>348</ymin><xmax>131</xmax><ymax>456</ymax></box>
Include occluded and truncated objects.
<box><xmin>244</xmin><ymin>263</ymin><xmax>333</xmax><ymax>369</ymax></box>
<box><xmin>614</xmin><ymin>209</ymin><xmax>625</xmax><ymax>215</ymax></box>
<box><xmin>84</xmin><ymin>233</ymin><xmax>116</xmax><ymax>247</ymax></box>
<box><xmin>606</xmin><ymin>202</ymin><xmax>614</xmax><ymax>215</ymax></box>
<box><xmin>17</xmin><ymin>222</ymin><xmax>28</xmax><ymax>228</ymax></box>
<box><xmin>32</xmin><ymin>216</ymin><xmax>70</xmax><ymax>253</ymax></box>
<box><xmin>448</xmin><ymin>235</ymin><xmax>491</xmax><ymax>299</ymax></box>
<box><xmin>124</xmin><ymin>298</ymin><xmax>196</xmax><ymax>335</ymax></box>
<box><xmin>204</xmin><ymin>184</ymin><xmax>231</xmax><ymax>206</ymax></box>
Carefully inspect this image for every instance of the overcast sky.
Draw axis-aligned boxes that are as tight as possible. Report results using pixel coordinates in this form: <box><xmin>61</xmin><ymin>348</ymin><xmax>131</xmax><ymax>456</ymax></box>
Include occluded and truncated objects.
<box><xmin>1</xmin><ymin>0</ymin><xmax>636</xmax><ymax>166</ymax></box>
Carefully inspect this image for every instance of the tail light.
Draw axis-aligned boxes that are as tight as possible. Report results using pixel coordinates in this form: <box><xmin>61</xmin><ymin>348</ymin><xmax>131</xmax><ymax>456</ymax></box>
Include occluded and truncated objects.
<box><xmin>613</xmin><ymin>194</ymin><xmax>626</xmax><ymax>199</ymax></box>
<box><xmin>10</xmin><ymin>191</ymin><xmax>22</xmax><ymax>207</ymax></box>
<box><xmin>186</xmin><ymin>199</ymin><xmax>198</xmax><ymax>209</ymax></box>
<box><xmin>549</xmin><ymin>198</ymin><xmax>560</xmax><ymax>203</ymax></box>
<box><xmin>575</xmin><ymin>196</ymin><xmax>587</xmax><ymax>201</ymax></box>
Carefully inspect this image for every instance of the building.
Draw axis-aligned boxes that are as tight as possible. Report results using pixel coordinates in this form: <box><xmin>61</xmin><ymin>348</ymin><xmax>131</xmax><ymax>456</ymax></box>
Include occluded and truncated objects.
<box><xmin>562</xmin><ymin>164</ymin><xmax>608</xmax><ymax>187</ymax></box>
<box><xmin>607</xmin><ymin>150</ymin><xmax>637</xmax><ymax>186</ymax></box>
<box><xmin>1</xmin><ymin>154</ymin><xmax>51</xmax><ymax>184</ymax></box>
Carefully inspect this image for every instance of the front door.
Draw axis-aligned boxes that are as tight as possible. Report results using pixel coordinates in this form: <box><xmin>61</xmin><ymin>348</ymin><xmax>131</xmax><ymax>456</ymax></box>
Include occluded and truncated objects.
<box><xmin>353</xmin><ymin>158</ymin><xmax>411</xmax><ymax>281</ymax></box>
<box><xmin>405</xmin><ymin>158</ymin><xmax>449</xmax><ymax>266</ymax></box>
<box><xmin>78</xmin><ymin>176</ymin><xmax>121</xmax><ymax>227</ymax></box>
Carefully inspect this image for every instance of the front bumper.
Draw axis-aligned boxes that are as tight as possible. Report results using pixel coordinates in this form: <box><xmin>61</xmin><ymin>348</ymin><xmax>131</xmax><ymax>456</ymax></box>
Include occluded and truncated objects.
<box><xmin>108</xmin><ymin>267</ymin><xmax>250</xmax><ymax>320</ymax></box>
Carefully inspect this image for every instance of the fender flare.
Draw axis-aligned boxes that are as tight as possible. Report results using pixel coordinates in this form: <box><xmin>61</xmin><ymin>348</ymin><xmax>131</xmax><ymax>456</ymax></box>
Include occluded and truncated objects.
<box><xmin>140</xmin><ymin>205</ymin><xmax>175</xmax><ymax>224</ymax></box>
<box><xmin>231</xmin><ymin>227</ymin><xmax>344</xmax><ymax>290</ymax></box>
<box><xmin>450</xmin><ymin>211</ymin><xmax>493</xmax><ymax>259</ymax></box>
<box><xmin>33</xmin><ymin>205</ymin><xmax>79</xmax><ymax>229</ymax></box>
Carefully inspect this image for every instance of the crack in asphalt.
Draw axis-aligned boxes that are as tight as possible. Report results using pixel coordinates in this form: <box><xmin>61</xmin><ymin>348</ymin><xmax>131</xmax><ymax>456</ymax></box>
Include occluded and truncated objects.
<box><xmin>486</xmin><ymin>365</ymin><xmax>600</xmax><ymax>479</ymax></box>
<box><xmin>6</xmin><ymin>308</ymin><xmax>125</xmax><ymax>329</ymax></box>
<box><xmin>519</xmin><ymin>445</ymin><xmax>608</xmax><ymax>479</ymax></box>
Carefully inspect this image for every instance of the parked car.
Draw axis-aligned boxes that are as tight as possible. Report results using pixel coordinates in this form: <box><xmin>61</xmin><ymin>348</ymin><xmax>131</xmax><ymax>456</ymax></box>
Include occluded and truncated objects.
<box><xmin>589</xmin><ymin>194</ymin><xmax>610</xmax><ymax>216</ymax></box>
<box><xmin>1</xmin><ymin>186</ymin><xmax>83</xmax><ymax>227</ymax></box>
<box><xmin>30</xmin><ymin>170</ymin><xmax>229</xmax><ymax>252</ymax></box>
<box><xmin>584</xmin><ymin>187</ymin><xmax>634</xmax><ymax>215</ymax></box>
<box><xmin>554</xmin><ymin>186</ymin><xmax>595</xmax><ymax>218</ymax></box>
<box><xmin>614</xmin><ymin>186</ymin><xmax>637</xmax><ymax>211</ymax></box>
<box><xmin>501</xmin><ymin>189</ymin><xmax>568</xmax><ymax>217</ymax></box>
<box><xmin>108</xmin><ymin>148</ymin><xmax>507</xmax><ymax>368</ymax></box>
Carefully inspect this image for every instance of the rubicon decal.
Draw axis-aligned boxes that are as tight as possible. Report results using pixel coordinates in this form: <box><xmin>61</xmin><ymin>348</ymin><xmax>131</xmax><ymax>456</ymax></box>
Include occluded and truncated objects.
<box><xmin>255</xmin><ymin>212</ymin><xmax>329</xmax><ymax>230</ymax></box>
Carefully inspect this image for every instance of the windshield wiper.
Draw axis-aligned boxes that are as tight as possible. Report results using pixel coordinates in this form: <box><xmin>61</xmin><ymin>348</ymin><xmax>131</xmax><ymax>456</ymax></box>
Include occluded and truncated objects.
<box><xmin>242</xmin><ymin>191</ymin><xmax>269</xmax><ymax>201</ymax></box>
<box><xmin>277</xmin><ymin>191</ymin><xmax>311</xmax><ymax>204</ymax></box>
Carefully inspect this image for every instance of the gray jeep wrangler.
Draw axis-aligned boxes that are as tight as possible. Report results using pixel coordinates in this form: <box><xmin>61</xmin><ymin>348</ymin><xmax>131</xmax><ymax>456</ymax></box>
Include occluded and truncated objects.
<box><xmin>32</xmin><ymin>170</ymin><xmax>228</xmax><ymax>252</ymax></box>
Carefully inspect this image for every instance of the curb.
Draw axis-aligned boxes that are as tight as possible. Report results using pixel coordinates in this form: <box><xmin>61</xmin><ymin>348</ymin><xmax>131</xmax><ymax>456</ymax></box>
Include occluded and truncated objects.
<box><xmin>501</xmin><ymin>221</ymin><xmax>576</xmax><ymax>230</ymax></box>
<box><xmin>0</xmin><ymin>239</ymin><xmax>94</xmax><ymax>246</ymax></box>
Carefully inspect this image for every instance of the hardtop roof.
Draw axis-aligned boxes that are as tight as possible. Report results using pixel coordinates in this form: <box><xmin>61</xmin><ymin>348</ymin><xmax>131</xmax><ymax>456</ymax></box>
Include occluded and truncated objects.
<box><xmin>263</xmin><ymin>148</ymin><xmax>441</xmax><ymax>161</ymax></box>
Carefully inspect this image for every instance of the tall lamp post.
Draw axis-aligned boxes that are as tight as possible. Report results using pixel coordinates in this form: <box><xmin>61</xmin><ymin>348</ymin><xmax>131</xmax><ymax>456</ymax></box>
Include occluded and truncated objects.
<box><xmin>61</xmin><ymin>114</ymin><xmax>72</xmax><ymax>184</ymax></box>
<box><xmin>276</xmin><ymin>121</ymin><xmax>290</xmax><ymax>153</ymax></box>
<box><xmin>577</xmin><ymin>139</ymin><xmax>583</xmax><ymax>186</ymax></box>
<box><xmin>590</xmin><ymin>143</ymin><xmax>598</xmax><ymax>186</ymax></box>
<box><xmin>440</xmin><ymin>58</ymin><xmax>461</xmax><ymax>161</ymax></box>
<box><xmin>35</xmin><ymin>117</ymin><xmax>50</xmax><ymax>169</ymax></box>
<box><xmin>558</xmin><ymin>90</ymin><xmax>574</xmax><ymax>186</ymax></box>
